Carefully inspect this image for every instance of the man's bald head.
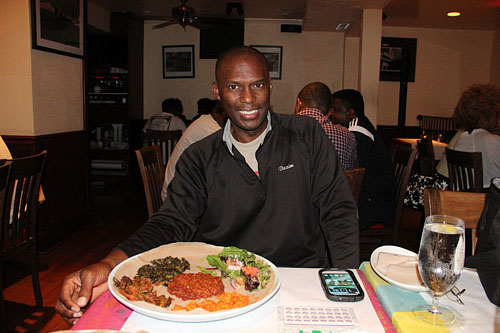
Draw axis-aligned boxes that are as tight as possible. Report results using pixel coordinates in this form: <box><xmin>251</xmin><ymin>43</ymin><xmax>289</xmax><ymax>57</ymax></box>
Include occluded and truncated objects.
<box><xmin>215</xmin><ymin>46</ymin><xmax>269</xmax><ymax>82</ymax></box>
<box><xmin>296</xmin><ymin>82</ymin><xmax>332</xmax><ymax>115</ymax></box>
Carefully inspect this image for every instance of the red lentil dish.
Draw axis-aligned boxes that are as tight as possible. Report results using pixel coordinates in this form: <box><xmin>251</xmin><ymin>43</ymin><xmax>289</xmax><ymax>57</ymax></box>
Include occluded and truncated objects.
<box><xmin>110</xmin><ymin>242</ymin><xmax>277</xmax><ymax>315</ymax></box>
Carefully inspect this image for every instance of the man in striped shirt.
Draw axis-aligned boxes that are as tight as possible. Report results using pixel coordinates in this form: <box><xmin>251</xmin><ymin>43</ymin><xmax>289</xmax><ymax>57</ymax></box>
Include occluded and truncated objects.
<box><xmin>295</xmin><ymin>82</ymin><xmax>358</xmax><ymax>170</ymax></box>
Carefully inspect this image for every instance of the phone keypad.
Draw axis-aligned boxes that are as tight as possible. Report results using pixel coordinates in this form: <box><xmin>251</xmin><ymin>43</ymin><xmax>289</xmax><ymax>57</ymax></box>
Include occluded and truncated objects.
<box><xmin>279</xmin><ymin>306</ymin><xmax>358</xmax><ymax>326</ymax></box>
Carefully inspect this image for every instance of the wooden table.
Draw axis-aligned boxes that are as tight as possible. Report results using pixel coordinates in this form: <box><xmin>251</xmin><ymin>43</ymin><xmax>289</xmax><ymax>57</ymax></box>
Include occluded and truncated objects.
<box><xmin>392</xmin><ymin>138</ymin><xmax>448</xmax><ymax>161</ymax></box>
<box><xmin>72</xmin><ymin>268</ymin><xmax>395</xmax><ymax>332</ymax></box>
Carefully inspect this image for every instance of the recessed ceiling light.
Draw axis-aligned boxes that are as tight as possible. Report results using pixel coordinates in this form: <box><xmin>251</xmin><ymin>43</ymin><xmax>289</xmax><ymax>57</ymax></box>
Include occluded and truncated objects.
<box><xmin>336</xmin><ymin>23</ymin><xmax>350</xmax><ymax>31</ymax></box>
<box><xmin>446</xmin><ymin>11</ymin><xmax>461</xmax><ymax>17</ymax></box>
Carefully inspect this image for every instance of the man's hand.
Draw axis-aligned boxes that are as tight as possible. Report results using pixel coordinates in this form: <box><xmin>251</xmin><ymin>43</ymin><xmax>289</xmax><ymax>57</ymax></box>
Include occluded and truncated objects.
<box><xmin>55</xmin><ymin>250</ymin><xmax>127</xmax><ymax>325</ymax></box>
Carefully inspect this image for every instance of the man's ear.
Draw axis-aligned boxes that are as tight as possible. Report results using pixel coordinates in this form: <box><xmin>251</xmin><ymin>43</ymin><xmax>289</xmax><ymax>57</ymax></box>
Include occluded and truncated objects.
<box><xmin>347</xmin><ymin>108</ymin><xmax>356</xmax><ymax>121</ymax></box>
<box><xmin>294</xmin><ymin>97</ymin><xmax>301</xmax><ymax>114</ymax></box>
<box><xmin>212</xmin><ymin>81</ymin><xmax>221</xmax><ymax>101</ymax></box>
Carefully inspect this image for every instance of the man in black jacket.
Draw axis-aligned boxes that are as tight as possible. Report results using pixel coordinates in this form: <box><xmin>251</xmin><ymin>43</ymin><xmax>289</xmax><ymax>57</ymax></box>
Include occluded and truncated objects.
<box><xmin>331</xmin><ymin>89</ymin><xmax>396</xmax><ymax>230</ymax></box>
<box><xmin>56</xmin><ymin>46</ymin><xmax>359</xmax><ymax>324</ymax></box>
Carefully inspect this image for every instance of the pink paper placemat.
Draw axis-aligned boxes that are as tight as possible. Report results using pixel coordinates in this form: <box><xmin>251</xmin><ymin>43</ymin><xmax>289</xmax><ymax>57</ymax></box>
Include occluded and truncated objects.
<box><xmin>72</xmin><ymin>290</ymin><xmax>132</xmax><ymax>331</ymax></box>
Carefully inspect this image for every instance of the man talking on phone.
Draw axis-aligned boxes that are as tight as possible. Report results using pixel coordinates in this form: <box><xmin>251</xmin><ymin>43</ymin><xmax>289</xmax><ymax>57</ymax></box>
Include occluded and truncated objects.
<box><xmin>56</xmin><ymin>46</ymin><xmax>359</xmax><ymax>324</ymax></box>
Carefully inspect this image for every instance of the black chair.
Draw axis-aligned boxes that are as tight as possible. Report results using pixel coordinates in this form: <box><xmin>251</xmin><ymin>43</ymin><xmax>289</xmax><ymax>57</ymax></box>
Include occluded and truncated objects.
<box><xmin>417</xmin><ymin>114</ymin><xmax>456</xmax><ymax>142</ymax></box>
<box><xmin>416</xmin><ymin>137</ymin><xmax>435</xmax><ymax>176</ymax></box>
<box><xmin>0</xmin><ymin>151</ymin><xmax>47</xmax><ymax>326</ymax></box>
<box><xmin>135</xmin><ymin>145</ymin><xmax>164</xmax><ymax>217</ymax></box>
<box><xmin>446</xmin><ymin>147</ymin><xmax>483</xmax><ymax>192</ymax></box>
<box><xmin>360</xmin><ymin>145</ymin><xmax>417</xmax><ymax>246</ymax></box>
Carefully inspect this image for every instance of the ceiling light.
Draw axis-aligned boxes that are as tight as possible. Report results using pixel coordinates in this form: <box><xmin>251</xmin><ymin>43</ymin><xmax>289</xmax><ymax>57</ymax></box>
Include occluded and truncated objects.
<box><xmin>446</xmin><ymin>11</ymin><xmax>461</xmax><ymax>17</ymax></box>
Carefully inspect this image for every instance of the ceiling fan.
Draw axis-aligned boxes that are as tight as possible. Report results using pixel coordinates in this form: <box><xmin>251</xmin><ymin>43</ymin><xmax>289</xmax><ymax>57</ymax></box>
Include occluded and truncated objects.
<box><xmin>151</xmin><ymin>0</ymin><xmax>204</xmax><ymax>30</ymax></box>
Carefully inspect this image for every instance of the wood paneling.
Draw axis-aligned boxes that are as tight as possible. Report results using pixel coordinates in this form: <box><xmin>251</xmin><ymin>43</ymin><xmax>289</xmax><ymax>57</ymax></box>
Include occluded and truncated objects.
<box><xmin>2</xmin><ymin>131</ymin><xmax>89</xmax><ymax>251</ymax></box>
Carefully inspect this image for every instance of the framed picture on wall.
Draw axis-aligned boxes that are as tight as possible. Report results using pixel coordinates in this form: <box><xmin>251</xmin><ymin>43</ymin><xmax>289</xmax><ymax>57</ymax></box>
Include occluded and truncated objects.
<box><xmin>380</xmin><ymin>37</ymin><xmax>417</xmax><ymax>82</ymax></box>
<box><xmin>163</xmin><ymin>45</ymin><xmax>195</xmax><ymax>79</ymax></box>
<box><xmin>250</xmin><ymin>45</ymin><xmax>283</xmax><ymax>80</ymax></box>
<box><xmin>31</xmin><ymin>0</ymin><xmax>84</xmax><ymax>58</ymax></box>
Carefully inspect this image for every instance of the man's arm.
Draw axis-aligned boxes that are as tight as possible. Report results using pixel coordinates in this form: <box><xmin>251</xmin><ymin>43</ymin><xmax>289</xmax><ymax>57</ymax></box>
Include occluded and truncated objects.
<box><xmin>55</xmin><ymin>249</ymin><xmax>128</xmax><ymax>324</ymax></box>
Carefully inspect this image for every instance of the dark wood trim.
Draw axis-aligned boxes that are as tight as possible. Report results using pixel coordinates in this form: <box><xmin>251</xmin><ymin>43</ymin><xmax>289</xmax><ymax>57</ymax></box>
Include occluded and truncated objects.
<box><xmin>3</xmin><ymin>131</ymin><xmax>89</xmax><ymax>251</ymax></box>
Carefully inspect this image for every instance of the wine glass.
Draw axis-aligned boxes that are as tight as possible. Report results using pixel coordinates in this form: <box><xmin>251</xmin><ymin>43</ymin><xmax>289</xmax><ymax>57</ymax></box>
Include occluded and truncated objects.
<box><xmin>415</xmin><ymin>215</ymin><xmax>465</xmax><ymax>325</ymax></box>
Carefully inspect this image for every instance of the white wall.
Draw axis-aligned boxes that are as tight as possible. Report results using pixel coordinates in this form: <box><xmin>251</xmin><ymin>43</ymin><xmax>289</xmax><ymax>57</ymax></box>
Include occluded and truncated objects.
<box><xmin>378</xmin><ymin>26</ymin><xmax>494</xmax><ymax>126</ymax></box>
<box><xmin>143</xmin><ymin>19</ymin><xmax>345</xmax><ymax>119</ymax></box>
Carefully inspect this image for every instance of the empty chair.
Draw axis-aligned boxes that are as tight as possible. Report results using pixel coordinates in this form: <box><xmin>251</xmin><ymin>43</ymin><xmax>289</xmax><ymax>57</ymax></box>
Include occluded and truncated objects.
<box><xmin>344</xmin><ymin>167</ymin><xmax>365</xmax><ymax>206</ymax></box>
<box><xmin>417</xmin><ymin>114</ymin><xmax>456</xmax><ymax>142</ymax></box>
<box><xmin>145</xmin><ymin>129</ymin><xmax>182</xmax><ymax>167</ymax></box>
<box><xmin>0</xmin><ymin>151</ymin><xmax>47</xmax><ymax>323</ymax></box>
<box><xmin>360</xmin><ymin>145</ymin><xmax>417</xmax><ymax>246</ymax></box>
<box><xmin>416</xmin><ymin>137</ymin><xmax>435</xmax><ymax>177</ymax></box>
<box><xmin>446</xmin><ymin>147</ymin><xmax>483</xmax><ymax>192</ymax></box>
<box><xmin>135</xmin><ymin>145</ymin><xmax>164</xmax><ymax>217</ymax></box>
<box><xmin>424</xmin><ymin>188</ymin><xmax>487</xmax><ymax>254</ymax></box>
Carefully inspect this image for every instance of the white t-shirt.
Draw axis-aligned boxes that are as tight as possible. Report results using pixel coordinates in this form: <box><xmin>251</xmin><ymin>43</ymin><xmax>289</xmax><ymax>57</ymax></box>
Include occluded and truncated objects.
<box><xmin>454</xmin><ymin>128</ymin><xmax>500</xmax><ymax>188</ymax></box>
<box><xmin>161</xmin><ymin>114</ymin><xmax>221</xmax><ymax>200</ymax></box>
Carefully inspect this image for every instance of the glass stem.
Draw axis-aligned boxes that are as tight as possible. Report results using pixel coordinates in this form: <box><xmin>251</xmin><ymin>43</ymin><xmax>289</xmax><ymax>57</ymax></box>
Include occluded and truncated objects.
<box><xmin>430</xmin><ymin>295</ymin><xmax>440</xmax><ymax>314</ymax></box>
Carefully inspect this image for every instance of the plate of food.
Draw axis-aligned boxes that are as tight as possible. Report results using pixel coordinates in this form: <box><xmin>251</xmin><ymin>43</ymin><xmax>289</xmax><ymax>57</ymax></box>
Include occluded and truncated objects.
<box><xmin>108</xmin><ymin>242</ymin><xmax>280</xmax><ymax>322</ymax></box>
<box><xmin>370</xmin><ymin>245</ymin><xmax>428</xmax><ymax>292</ymax></box>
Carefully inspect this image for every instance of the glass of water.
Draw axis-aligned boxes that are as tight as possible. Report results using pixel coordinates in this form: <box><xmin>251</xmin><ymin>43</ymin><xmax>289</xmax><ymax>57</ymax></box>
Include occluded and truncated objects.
<box><xmin>415</xmin><ymin>215</ymin><xmax>465</xmax><ymax>325</ymax></box>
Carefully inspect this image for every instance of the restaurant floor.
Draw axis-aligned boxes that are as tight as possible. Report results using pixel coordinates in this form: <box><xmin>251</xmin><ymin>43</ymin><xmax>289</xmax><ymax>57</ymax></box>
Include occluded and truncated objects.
<box><xmin>2</xmin><ymin>180</ymin><xmax>423</xmax><ymax>332</ymax></box>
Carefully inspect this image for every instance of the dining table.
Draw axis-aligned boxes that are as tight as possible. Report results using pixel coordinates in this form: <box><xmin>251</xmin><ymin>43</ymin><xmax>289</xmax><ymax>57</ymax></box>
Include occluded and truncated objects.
<box><xmin>360</xmin><ymin>262</ymin><xmax>500</xmax><ymax>332</ymax></box>
<box><xmin>72</xmin><ymin>267</ymin><xmax>395</xmax><ymax>332</ymax></box>
<box><xmin>392</xmin><ymin>138</ymin><xmax>448</xmax><ymax>161</ymax></box>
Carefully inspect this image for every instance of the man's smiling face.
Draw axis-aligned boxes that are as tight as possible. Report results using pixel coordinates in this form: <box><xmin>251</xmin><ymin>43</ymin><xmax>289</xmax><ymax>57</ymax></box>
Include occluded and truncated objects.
<box><xmin>212</xmin><ymin>52</ymin><xmax>272</xmax><ymax>143</ymax></box>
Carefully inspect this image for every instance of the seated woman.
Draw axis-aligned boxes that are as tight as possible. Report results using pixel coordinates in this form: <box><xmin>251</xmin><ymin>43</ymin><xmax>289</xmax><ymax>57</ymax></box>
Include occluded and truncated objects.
<box><xmin>452</xmin><ymin>83</ymin><xmax>500</xmax><ymax>190</ymax></box>
<box><xmin>405</xmin><ymin>83</ymin><xmax>500</xmax><ymax>209</ymax></box>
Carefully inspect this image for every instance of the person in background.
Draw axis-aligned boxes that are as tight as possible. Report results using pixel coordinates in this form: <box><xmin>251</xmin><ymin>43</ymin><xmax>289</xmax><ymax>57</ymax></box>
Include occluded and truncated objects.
<box><xmin>143</xmin><ymin>98</ymin><xmax>187</xmax><ymax>133</ymax></box>
<box><xmin>162</xmin><ymin>101</ymin><xmax>228</xmax><ymax>200</ymax></box>
<box><xmin>331</xmin><ymin>89</ymin><xmax>395</xmax><ymax>230</ymax></box>
<box><xmin>452</xmin><ymin>83</ymin><xmax>500</xmax><ymax>189</ymax></box>
<box><xmin>294</xmin><ymin>82</ymin><xmax>358</xmax><ymax>170</ymax></box>
<box><xmin>56</xmin><ymin>46</ymin><xmax>359</xmax><ymax>324</ymax></box>
<box><xmin>191</xmin><ymin>98</ymin><xmax>217</xmax><ymax>122</ymax></box>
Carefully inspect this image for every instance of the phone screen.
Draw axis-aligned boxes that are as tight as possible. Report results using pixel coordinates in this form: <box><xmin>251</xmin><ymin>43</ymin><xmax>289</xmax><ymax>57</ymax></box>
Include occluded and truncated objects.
<box><xmin>322</xmin><ymin>271</ymin><xmax>361</xmax><ymax>296</ymax></box>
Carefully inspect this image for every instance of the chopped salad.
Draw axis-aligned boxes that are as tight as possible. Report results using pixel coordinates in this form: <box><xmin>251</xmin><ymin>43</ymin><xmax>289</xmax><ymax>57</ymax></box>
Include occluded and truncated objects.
<box><xmin>199</xmin><ymin>246</ymin><xmax>271</xmax><ymax>292</ymax></box>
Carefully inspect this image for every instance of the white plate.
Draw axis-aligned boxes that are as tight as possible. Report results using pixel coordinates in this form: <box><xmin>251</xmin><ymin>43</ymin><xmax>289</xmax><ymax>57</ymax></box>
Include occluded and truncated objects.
<box><xmin>108</xmin><ymin>242</ymin><xmax>281</xmax><ymax>322</ymax></box>
<box><xmin>370</xmin><ymin>245</ymin><xmax>428</xmax><ymax>292</ymax></box>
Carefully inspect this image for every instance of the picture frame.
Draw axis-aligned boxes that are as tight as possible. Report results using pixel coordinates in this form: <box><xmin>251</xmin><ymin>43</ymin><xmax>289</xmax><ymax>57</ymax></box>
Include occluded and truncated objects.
<box><xmin>380</xmin><ymin>37</ymin><xmax>417</xmax><ymax>82</ymax></box>
<box><xmin>31</xmin><ymin>0</ymin><xmax>84</xmax><ymax>58</ymax></box>
<box><xmin>250</xmin><ymin>45</ymin><xmax>283</xmax><ymax>80</ymax></box>
<box><xmin>163</xmin><ymin>45</ymin><xmax>195</xmax><ymax>79</ymax></box>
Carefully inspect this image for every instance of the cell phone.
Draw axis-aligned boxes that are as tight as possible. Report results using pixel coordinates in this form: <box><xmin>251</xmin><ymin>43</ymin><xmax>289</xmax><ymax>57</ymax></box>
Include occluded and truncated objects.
<box><xmin>319</xmin><ymin>268</ymin><xmax>364</xmax><ymax>302</ymax></box>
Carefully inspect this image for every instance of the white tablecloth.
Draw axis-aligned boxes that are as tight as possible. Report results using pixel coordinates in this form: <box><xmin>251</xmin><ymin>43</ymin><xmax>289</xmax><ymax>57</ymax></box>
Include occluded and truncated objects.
<box><xmin>121</xmin><ymin>268</ymin><xmax>385</xmax><ymax>332</ymax></box>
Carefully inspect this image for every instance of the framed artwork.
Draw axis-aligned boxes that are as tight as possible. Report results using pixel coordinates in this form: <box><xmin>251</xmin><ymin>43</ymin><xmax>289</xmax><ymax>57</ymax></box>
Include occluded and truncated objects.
<box><xmin>250</xmin><ymin>45</ymin><xmax>283</xmax><ymax>80</ymax></box>
<box><xmin>31</xmin><ymin>0</ymin><xmax>84</xmax><ymax>58</ymax></box>
<box><xmin>162</xmin><ymin>45</ymin><xmax>195</xmax><ymax>79</ymax></box>
<box><xmin>380</xmin><ymin>37</ymin><xmax>417</xmax><ymax>82</ymax></box>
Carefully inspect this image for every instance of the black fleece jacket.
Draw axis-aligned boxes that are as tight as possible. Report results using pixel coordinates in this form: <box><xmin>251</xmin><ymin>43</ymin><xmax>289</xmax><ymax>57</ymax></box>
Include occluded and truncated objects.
<box><xmin>118</xmin><ymin>111</ymin><xmax>359</xmax><ymax>268</ymax></box>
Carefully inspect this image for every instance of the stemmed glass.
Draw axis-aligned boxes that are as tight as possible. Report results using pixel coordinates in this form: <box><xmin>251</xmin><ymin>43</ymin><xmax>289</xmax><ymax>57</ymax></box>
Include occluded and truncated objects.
<box><xmin>415</xmin><ymin>215</ymin><xmax>465</xmax><ymax>325</ymax></box>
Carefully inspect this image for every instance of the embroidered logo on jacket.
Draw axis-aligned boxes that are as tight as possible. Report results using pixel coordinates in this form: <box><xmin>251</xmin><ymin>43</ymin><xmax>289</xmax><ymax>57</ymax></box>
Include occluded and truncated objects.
<box><xmin>278</xmin><ymin>164</ymin><xmax>295</xmax><ymax>172</ymax></box>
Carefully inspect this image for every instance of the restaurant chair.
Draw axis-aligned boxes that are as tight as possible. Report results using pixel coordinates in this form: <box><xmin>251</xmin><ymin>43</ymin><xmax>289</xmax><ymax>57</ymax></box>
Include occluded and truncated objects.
<box><xmin>445</xmin><ymin>147</ymin><xmax>483</xmax><ymax>193</ymax></box>
<box><xmin>0</xmin><ymin>161</ymin><xmax>11</xmax><ymax>326</ymax></box>
<box><xmin>424</xmin><ymin>188</ymin><xmax>487</xmax><ymax>255</ymax></box>
<box><xmin>417</xmin><ymin>114</ymin><xmax>456</xmax><ymax>142</ymax></box>
<box><xmin>416</xmin><ymin>137</ymin><xmax>435</xmax><ymax>176</ymax></box>
<box><xmin>0</xmin><ymin>151</ymin><xmax>47</xmax><ymax>322</ymax></box>
<box><xmin>145</xmin><ymin>129</ymin><xmax>182</xmax><ymax>167</ymax></box>
<box><xmin>360</xmin><ymin>146</ymin><xmax>417</xmax><ymax>246</ymax></box>
<box><xmin>135</xmin><ymin>145</ymin><xmax>164</xmax><ymax>217</ymax></box>
<box><xmin>344</xmin><ymin>167</ymin><xmax>365</xmax><ymax>206</ymax></box>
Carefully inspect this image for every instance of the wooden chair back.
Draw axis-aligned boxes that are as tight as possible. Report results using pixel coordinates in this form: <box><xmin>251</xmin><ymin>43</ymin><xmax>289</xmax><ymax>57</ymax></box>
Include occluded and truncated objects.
<box><xmin>0</xmin><ymin>151</ymin><xmax>47</xmax><ymax>315</ymax></box>
<box><xmin>145</xmin><ymin>129</ymin><xmax>182</xmax><ymax>167</ymax></box>
<box><xmin>424</xmin><ymin>188</ymin><xmax>487</xmax><ymax>254</ymax></box>
<box><xmin>446</xmin><ymin>147</ymin><xmax>483</xmax><ymax>192</ymax></box>
<box><xmin>344</xmin><ymin>168</ymin><xmax>365</xmax><ymax>205</ymax></box>
<box><xmin>135</xmin><ymin>145</ymin><xmax>164</xmax><ymax>217</ymax></box>
<box><xmin>417</xmin><ymin>137</ymin><xmax>435</xmax><ymax>176</ymax></box>
<box><xmin>360</xmin><ymin>146</ymin><xmax>417</xmax><ymax>246</ymax></box>
<box><xmin>417</xmin><ymin>114</ymin><xmax>456</xmax><ymax>142</ymax></box>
